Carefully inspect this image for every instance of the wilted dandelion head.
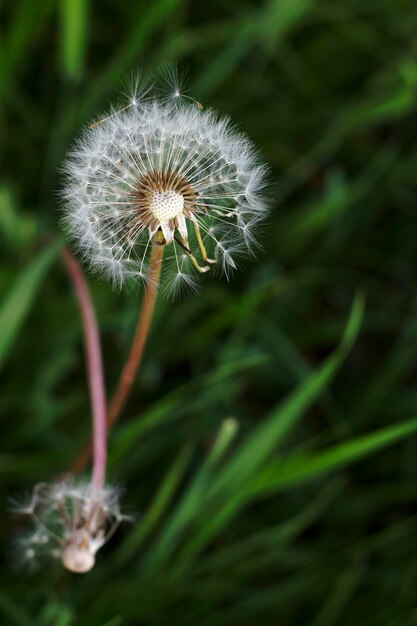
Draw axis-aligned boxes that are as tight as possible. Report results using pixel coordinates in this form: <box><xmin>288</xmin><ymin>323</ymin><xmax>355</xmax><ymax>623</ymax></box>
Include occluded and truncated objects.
<box><xmin>12</xmin><ymin>481</ymin><xmax>126</xmax><ymax>573</ymax></box>
<box><xmin>62</xmin><ymin>72</ymin><xmax>269</xmax><ymax>295</ymax></box>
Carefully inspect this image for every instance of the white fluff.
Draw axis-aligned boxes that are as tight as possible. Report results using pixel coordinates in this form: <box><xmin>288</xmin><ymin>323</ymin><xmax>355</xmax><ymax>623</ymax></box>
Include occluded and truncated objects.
<box><xmin>61</xmin><ymin>79</ymin><xmax>268</xmax><ymax>295</ymax></box>
<box><xmin>14</xmin><ymin>481</ymin><xmax>127</xmax><ymax>572</ymax></box>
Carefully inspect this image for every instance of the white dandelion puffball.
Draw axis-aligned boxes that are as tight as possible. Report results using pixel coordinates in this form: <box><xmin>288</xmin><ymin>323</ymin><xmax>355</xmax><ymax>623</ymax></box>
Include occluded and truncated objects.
<box><xmin>62</xmin><ymin>79</ymin><xmax>268</xmax><ymax>295</ymax></box>
<box><xmin>13</xmin><ymin>481</ymin><xmax>127</xmax><ymax>573</ymax></box>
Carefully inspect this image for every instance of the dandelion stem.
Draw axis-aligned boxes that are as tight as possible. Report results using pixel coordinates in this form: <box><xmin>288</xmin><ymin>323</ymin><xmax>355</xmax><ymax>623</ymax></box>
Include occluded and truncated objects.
<box><xmin>107</xmin><ymin>243</ymin><xmax>164</xmax><ymax>425</ymax></box>
<box><xmin>62</xmin><ymin>248</ymin><xmax>107</xmax><ymax>491</ymax></box>
<box><xmin>68</xmin><ymin>243</ymin><xmax>163</xmax><ymax>475</ymax></box>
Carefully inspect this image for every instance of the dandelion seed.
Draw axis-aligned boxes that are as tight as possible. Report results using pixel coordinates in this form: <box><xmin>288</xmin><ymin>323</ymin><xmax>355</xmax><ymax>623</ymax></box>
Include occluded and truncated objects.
<box><xmin>62</xmin><ymin>72</ymin><xmax>269</xmax><ymax>295</ymax></box>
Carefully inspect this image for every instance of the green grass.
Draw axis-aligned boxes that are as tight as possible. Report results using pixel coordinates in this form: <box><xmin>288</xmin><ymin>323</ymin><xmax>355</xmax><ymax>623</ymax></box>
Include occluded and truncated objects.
<box><xmin>1</xmin><ymin>1</ymin><xmax>417</xmax><ymax>624</ymax></box>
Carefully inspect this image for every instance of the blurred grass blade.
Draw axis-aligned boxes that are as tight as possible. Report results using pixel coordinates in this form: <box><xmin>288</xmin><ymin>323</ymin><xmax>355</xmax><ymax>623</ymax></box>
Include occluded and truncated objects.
<box><xmin>59</xmin><ymin>0</ymin><xmax>88</xmax><ymax>82</ymax></box>
<box><xmin>282</xmin><ymin>146</ymin><xmax>399</xmax><ymax>254</ymax></box>
<box><xmin>142</xmin><ymin>419</ymin><xmax>239</xmax><ymax>573</ymax></box>
<box><xmin>81</xmin><ymin>0</ymin><xmax>183</xmax><ymax>117</ymax></box>
<box><xmin>349</xmin><ymin>294</ymin><xmax>417</xmax><ymax>428</ymax></box>
<box><xmin>251</xmin><ymin>416</ymin><xmax>417</xmax><ymax>495</ymax></box>
<box><xmin>0</xmin><ymin>0</ymin><xmax>55</xmax><ymax>97</ymax></box>
<box><xmin>176</xmin><ymin>478</ymin><xmax>343</xmax><ymax>580</ymax></box>
<box><xmin>112</xmin><ymin>444</ymin><xmax>194</xmax><ymax>567</ymax></box>
<box><xmin>38</xmin><ymin>602</ymin><xmax>74</xmax><ymax>626</ymax></box>
<box><xmin>162</xmin><ymin>295</ymin><xmax>363</xmax><ymax>571</ymax></box>
<box><xmin>109</xmin><ymin>354</ymin><xmax>265</xmax><ymax>467</ymax></box>
<box><xmin>198</xmin><ymin>0</ymin><xmax>313</xmax><ymax>97</ymax></box>
<box><xmin>0</xmin><ymin>244</ymin><xmax>58</xmax><ymax>374</ymax></box>
<box><xmin>0</xmin><ymin>591</ymin><xmax>36</xmax><ymax>626</ymax></box>
<box><xmin>44</xmin><ymin>0</ymin><xmax>185</xmax><ymax>179</ymax></box>
<box><xmin>0</xmin><ymin>187</ymin><xmax>19</xmax><ymax>248</ymax></box>
<box><xmin>311</xmin><ymin>563</ymin><xmax>364</xmax><ymax>626</ymax></box>
<box><xmin>210</xmin><ymin>293</ymin><xmax>365</xmax><ymax>497</ymax></box>
<box><xmin>262</xmin><ymin>0</ymin><xmax>313</xmax><ymax>44</ymax></box>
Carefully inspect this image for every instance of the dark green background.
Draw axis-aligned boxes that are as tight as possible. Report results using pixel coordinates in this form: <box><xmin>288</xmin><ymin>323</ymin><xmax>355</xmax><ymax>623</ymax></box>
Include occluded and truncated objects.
<box><xmin>1</xmin><ymin>1</ymin><xmax>417</xmax><ymax>624</ymax></box>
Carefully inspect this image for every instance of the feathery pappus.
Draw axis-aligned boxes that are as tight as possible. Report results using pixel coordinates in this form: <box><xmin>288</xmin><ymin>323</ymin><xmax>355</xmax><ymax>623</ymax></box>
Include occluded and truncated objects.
<box><xmin>12</xmin><ymin>481</ymin><xmax>127</xmax><ymax>573</ymax></box>
<box><xmin>62</xmin><ymin>71</ymin><xmax>269</xmax><ymax>296</ymax></box>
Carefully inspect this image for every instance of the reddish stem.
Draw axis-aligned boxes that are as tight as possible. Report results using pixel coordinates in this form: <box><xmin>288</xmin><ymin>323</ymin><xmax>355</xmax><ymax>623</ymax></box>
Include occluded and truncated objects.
<box><xmin>107</xmin><ymin>243</ymin><xmax>164</xmax><ymax>426</ymax></box>
<box><xmin>68</xmin><ymin>243</ymin><xmax>164</xmax><ymax>475</ymax></box>
<box><xmin>62</xmin><ymin>248</ymin><xmax>107</xmax><ymax>491</ymax></box>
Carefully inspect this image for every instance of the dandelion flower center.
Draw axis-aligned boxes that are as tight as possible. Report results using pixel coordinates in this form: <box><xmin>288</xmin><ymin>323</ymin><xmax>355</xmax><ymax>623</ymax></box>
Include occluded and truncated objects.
<box><xmin>149</xmin><ymin>190</ymin><xmax>184</xmax><ymax>223</ymax></box>
<box><xmin>131</xmin><ymin>169</ymin><xmax>198</xmax><ymax>248</ymax></box>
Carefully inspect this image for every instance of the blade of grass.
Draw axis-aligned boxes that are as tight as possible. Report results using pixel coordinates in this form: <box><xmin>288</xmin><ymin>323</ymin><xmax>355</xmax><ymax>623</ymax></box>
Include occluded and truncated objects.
<box><xmin>149</xmin><ymin>295</ymin><xmax>363</xmax><ymax>576</ymax></box>
<box><xmin>249</xmin><ymin>416</ymin><xmax>417</xmax><ymax>495</ymax></box>
<box><xmin>0</xmin><ymin>592</ymin><xmax>36</xmax><ymax>626</ymax></box>
<box><xmin>112</xmin><ymin>443</ymin><xmax>194</xmax><ymax>568</ymax></box>
<box><xmin>84</xmin><ymin>0</ymin><xmax>183</xmax><ymax>112</ymax></box>
<box><xmin>209</xmin><ymin>292</ymin><xmax>365</xmax><ymax>498</ymax></box>
<box><xmin>38</xmin><ymin>603</ymin><xmax>74</xmax><ymax>626</ymax></box>
<box><xmin>280</xmin><ymin>144</ymin><xmax>399</xmax><ymax>254</ymax></box>
<box><xmin>108</xmin><ymin>353</ymin><xmax>266</xmax><ymax>468</ymax></box>
<box><xmin>198</xmin><ymin>0</ymin><xmax>313</xmax><ymax>97</ymax></box>
<box><xmin>311</xmin><ymin>563</ymin><xmax>364</xmax><ymax>626</ymax></box>
<box><xmin>0</xmin><ymin>0</ymin><xmax>55</xmax><ymax>97</ymax></box>
<box><xmin>59</xmin><ymin>0</ymin><xmax>88</xmax><ymax>82</ymax></box>
<box><xmin>0</xmin><ymin>243</ymin><xmax>58</xmax><ymax>374</ymax></box>
<box><xmin>349</xmin><ymin>294</ymin><xmax>417</xmax><ymax>427</ymax></box>
<box><xmin>43</xmin><ymin>0</ymin><xmax>185</xmax><ymax>180</ymax></box>
<box><xmin>140</xmin><ymin>419</ymin><xmax>239</xmax><ymax>574</ymax></box>
<box><xmin>188</xmin><ymin>478</ymin><xmax>343</xmax><ymax>577</ymax></box>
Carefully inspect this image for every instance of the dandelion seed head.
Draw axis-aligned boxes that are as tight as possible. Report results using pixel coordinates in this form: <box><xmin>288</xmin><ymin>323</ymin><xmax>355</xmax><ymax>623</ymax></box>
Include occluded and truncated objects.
<box><xmin>61</xmin><ymin>71</ymin><xmax>269</xmax><ymax>295</ymax></box>
<box><xmin>12</xmin><ymin>481</ymin><xmax>126</xmax><ymax>573</ymax></box>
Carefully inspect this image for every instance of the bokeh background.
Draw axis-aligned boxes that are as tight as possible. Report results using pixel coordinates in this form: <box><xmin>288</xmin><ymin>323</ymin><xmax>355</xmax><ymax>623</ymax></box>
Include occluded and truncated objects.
<box><xmin>1</xmin><ymin>1</ymin><xmax>417</xmax><ymax>624</ymax></box>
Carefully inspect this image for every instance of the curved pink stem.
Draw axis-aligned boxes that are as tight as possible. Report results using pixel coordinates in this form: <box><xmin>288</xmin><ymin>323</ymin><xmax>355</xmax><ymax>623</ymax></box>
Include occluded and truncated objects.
<box><xmin>62</xmin><ymin>248</ymin><xmax>107</xmax><ymax>491</ymax></box>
